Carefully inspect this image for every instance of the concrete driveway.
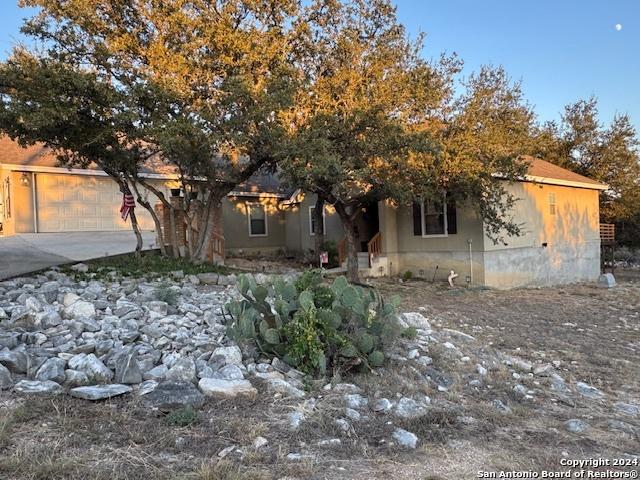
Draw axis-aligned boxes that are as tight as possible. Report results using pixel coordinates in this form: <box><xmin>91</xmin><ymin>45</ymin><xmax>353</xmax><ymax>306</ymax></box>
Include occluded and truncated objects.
<box><xmin>0</xmin><ymin>231</ymin><xmax>157</xmax><ymax>280</ymax></box>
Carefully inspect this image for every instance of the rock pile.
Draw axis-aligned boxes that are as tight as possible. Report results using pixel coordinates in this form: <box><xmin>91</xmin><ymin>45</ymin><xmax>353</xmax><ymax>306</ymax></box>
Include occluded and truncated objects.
<box><xmin>0</xmin><ymin>267</ymin><xmax>304</xmax><ymax>406</ymax></box>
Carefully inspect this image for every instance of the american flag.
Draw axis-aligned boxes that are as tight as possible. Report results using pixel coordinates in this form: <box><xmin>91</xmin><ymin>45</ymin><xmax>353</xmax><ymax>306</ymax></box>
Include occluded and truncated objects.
<box><xmin>120</xmin><ymin>183</ymin><xmax>136</xmax><ymax>221</ymax></box>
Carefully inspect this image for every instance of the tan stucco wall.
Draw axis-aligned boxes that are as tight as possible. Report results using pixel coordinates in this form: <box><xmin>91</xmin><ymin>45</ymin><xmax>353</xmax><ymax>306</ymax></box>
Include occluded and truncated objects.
<box><xmin>283</xmin><ymin>193</ymin><xmax>344</xmax><ymax>255</ymax></box>
<box><xmin>223</xmin><ymin>196</ymin><xmax>287</xmax><ymax>255</ymax></box>
<box><xmin>483</xmin><ymin>182</ymin><xmax>601</xmax><ymax>288</ymax></box>
<box><xmin>12</xmin><ymin>171</ymin><xmax>36</xmax><ymax>233</ymax></box>
<box><xmin>383</xmin><ymin>200</ymin><xmax>486</xmax><ymax>284</ymax></box>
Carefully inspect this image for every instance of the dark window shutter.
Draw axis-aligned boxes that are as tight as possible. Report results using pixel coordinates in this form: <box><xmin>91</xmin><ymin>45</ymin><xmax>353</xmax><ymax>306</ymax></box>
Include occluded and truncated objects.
<box><xmin>446</xmin><ymin>199</ymin><xmax>457</xmax><ymax>234</ymax></box>
<box><xmin>412</xmin><ymin>202</ymin><xmax>422</xmax><ymax>236</ymax></box>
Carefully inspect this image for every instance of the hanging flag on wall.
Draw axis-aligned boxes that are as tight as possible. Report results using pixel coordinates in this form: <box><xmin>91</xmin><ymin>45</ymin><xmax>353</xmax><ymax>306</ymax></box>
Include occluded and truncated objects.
<box><xmin>120</xmin><ymin>183</ymin><xmax>136</xmax><ymax>221</ymax></box>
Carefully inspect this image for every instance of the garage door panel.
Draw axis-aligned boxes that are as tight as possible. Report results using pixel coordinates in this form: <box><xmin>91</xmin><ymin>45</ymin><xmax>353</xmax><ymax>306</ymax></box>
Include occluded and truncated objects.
<box><xmin>36</xmin><ymin>173</ymin><xmax>160</xmax><ymax>232</ymax></box>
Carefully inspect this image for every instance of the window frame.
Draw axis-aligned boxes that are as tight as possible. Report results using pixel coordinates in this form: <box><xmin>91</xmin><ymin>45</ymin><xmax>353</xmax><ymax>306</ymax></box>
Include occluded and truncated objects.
<box><xmin>308</xmin><ymin>205</ymin><xmax>326</xmax><ymax>236</ymax></box>
<box><xmin>246</xmin><ymin>202</ymin><xmax>268</xmax><ymax>237</ymax></box>
<box><xmin>417</xmin><ymin>194</ymin><xmax>449</xmax><ymax>238</ymax></box>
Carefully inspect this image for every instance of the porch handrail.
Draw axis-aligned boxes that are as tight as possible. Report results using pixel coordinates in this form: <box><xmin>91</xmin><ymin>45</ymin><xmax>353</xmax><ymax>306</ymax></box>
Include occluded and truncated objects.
<box><xmin>600</xmin><ymin>223</ymin><xmax>615</xmax><ymax>244</ymax></box>
<box><xmin>367</xmin><ymin>231</ymin><xmax>382</xmax><ymax>268</ymax></box>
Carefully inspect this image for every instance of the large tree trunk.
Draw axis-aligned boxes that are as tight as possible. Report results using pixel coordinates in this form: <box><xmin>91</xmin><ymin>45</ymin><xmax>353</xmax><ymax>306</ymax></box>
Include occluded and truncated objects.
<box><xmin>116</xmin><ymin>178</ymin><xmax>143</xmax><ymax>257</ymax></box>
<box><xmin>193</xmin><ymin>191</ymin><xmax>224</xmax><ymax>262</ymax></box>
<box><xmin>128</xmin><ymin>178</ymin><xmax>167</xmax><ymax>256</ymax></box>
<box><xmin>128</xmin><ymin>208</ymin><xmax>144</xmax><ymax>257</ymax></box>
<box><xmin>137</xmin><ymin>178</ymin><xmax>180</xmax><ymax>258</ymax></box>
<box><xmin>313</xmin><ymin>195</ymin><xmax>325</xmax><ymax>256</ymax></box>
<box><xmin>335</xmin><ymin>203</ymin><xmax>359</xmax><ymax>283</ymax></box>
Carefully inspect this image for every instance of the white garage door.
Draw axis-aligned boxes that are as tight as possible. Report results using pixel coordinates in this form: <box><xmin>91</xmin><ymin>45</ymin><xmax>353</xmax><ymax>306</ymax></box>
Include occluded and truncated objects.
<box><xmin>36</xmin><ymin>173</ymin><xmax>155</xmax><ymax>232</ymax></box>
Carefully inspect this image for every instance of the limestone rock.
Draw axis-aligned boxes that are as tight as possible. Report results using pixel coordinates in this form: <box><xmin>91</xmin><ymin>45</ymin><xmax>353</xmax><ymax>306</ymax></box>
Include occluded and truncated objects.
<box><xmin>143</xmin><ymin>364</ymin><xmax>169</xmax><ymax>382</ymax></box>
<box><xmin>64</xmin><ymin>369</ymin><xmax>90</xmax><ymax>387</ymax></box>
<box><xmin>143</xmin><ymin>381</ymin><xmax>205</xmax><ymax>411</ymax></box>
<box><xmin>597</xmin><ymin>273</ymin><xmax>615</xmax><ymax>288</ymax></box>
<box><xmin>14</xmin><ymin>380</ymin><xmax>63</xmax><ymax>395</ymax></box>
<box><xmin>392</xmin><ymin>428</ymin><xmax>418</xmax><ymax>448</ymax></box>
<box><xmin>63</xmin><ymin>300</ymin><xmax>96</xmax><ymax>320</ymax></box>
<box><xmin>0</xmin><ymin>350</ymin><xmax>29</xmax><ymax>374</ymax></box>
<box><xmin>114</xmin><ymin>351</ymin><xmax>143</xmax><ymax>384</ymax></box>
<box><xmin>69</xmin><ymin>384</ymin><xmax>133</xmax><ymax>400</ymax></box>
<box><xmin>565</xmin><ymin>419</ymin><xmax>589</xmax><ymax>433</ymax></box>
<box><xmin>212</xmin><ymin>346</ymin><xmax>243</xmax><ymax>366</ymax></box>
<box><xmin>267</xmin><ymin>378</ymin><xmax>305</xmax><ymax>398</ymax></box>
<box><xmin>344</xmin><ymin>393</ymin><xmax>368</xmax><ymax>410</ymax></box>
<box><xmin>372</xmin><ymin>398</ymin><xmax>393</xmax><ymax>413</ymax></box>
<box><xmin>166</xmin><ymin>356</ymin><xmax>197</xmax><ymax>384</ymax></box>
<box><xmin>35</xmin><ymin>357</ymin><xmax>66</xmax><ymax>383</ymax></box>
<box><xmin>0</xmin><ymin>363</ymin><xmax>12</xmax><ymax>389</ymax></box>
<box><xmin>69</xmin><ymin>353</ymin><xmax>114</xmax><ymax>383</ymax></box>
<box><xmin>398</xmin><ymin>312</ymin><xmax>431</xmax><ymax>331</ymax></box>
<box><xmin>576</xmin><ymin>382</ymin><xmax>604</xmax><ymax>400</ymax></box>
<box><xmin>137</xmin><ymin>380</ymin><xmax>158</xmax><ymax>396</ymax></box>
<box><xmin>614</xmin><ymin>402</ymin><xmax>640</xmax><ymax>417</ymax></box>
<box><xmin>211</xmin><ymin>364</ymin><xmax>244</xmax><ymax>380</ymax></box>
<box><xmin>198</xmin><ymin>378</ymin><xmax>257</xmax><ymax>399</ymax></box>
<box><xmin>395</xmin><ymin>397</ymin><xmax>428</xmax><ymax>419</ymax></box>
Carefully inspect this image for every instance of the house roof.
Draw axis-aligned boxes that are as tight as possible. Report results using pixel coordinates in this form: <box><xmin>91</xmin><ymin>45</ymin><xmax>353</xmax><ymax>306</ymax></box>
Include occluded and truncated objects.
<box><xmin>522</xmin><ymin>156</ymin><xmax>607</xmax><ymax>190</ymax></box>
<box><xmin>0</xmin><ymin>136</ymin><xmax>607</xmax><ymax>194</ymax></box>
<box><xmin>0</xmin><ymin>135</ymin><xmax>293</xmax><ymax>197</ymax></box>
<box><xmin>0</xmin><ymin>136</ymin><xmax>64</xmax><ymax>169</ymax></box>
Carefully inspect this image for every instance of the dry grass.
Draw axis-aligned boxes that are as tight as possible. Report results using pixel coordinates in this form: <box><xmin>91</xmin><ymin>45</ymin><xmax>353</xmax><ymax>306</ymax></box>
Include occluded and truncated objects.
<box><xmin>0</xmin><ymin>279</ymin><xmax>638</xmax><ymax>479</ymax></box>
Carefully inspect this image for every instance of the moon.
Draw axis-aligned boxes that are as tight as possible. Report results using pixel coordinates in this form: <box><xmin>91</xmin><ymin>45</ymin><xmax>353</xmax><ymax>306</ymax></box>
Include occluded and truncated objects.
<box><xmin>615</xmin><ymin>23</ymin><xmax>622</xmax><ymax>31</ymax></box>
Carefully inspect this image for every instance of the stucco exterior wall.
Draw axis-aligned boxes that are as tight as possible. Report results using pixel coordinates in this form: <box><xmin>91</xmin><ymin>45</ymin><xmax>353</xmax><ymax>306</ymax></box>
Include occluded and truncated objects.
<box><xmin>483</xmin><ymin>182</ymin><xmax>601</xmax><ymax>288</ymax></box>
<box><xmin>12</xmin><ymin>171</ymin><xmax>36</xmax><ymax>233</ymax></box>
<box><xmin>383</xmin><ymin>200</ymin><xmax>486</xmax><ymax>284</ymax></box>
<box><xmin>282</xmin><ymin>193</ymin><xmax>344</xmax><ymax>255</ymax></box>
<box><xmin>223</xmin><ymin>196</ymin><xmax>287</xmax><ymax>255</ymax></box>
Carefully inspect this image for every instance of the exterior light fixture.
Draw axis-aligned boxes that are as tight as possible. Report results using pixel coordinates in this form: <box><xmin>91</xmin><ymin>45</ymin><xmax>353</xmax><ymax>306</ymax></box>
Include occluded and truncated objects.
<box><xmin>20</xmin><ymin>172</ymin><xmax>30</xmax><ymax>187</ymax></box>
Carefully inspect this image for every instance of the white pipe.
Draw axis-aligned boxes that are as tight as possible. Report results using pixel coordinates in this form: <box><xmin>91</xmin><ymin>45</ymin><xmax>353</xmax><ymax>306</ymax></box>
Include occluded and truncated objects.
<box><xmin>468</xmin><ymin>238</ymin><xmax>473</xmax><ymax>285</ymax></box>
<box><xmin>31</xmin><ymin>172</ymin><xmax>38</xmax><ymax>233</ymax></box>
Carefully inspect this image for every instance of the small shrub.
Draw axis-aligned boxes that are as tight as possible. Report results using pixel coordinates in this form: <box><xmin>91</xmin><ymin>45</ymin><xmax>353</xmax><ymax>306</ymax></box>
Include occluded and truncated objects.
<box><xmin>225</xmin><ymin>271</ymin><xmax>401</xmax><ymax>376</ymax></box>
<box><xmin>165</xmin><ymin>407</ymin><xmax>198</xmax><ymax>427</ymax></box>
<box><xmin>154</xmin><ymin>282</ymin><xmax>179</xmax><ymax>306</ymax></box>
<box><xmin>402</xmin><ymin>270</ymin><xmax>414</xmax><ymax>281</ymax></box>
<box><xmin>401</xmin><ymin>326</ymin><xmax>418</xmax><ymax>339</ymax></box>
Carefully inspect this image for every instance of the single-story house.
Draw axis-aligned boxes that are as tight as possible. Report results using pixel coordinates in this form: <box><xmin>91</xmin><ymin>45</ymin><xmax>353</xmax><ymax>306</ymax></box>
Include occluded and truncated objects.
<box><xmin>1</xmin><ymin>136</ymin><xmax>608</xmax><ymax>288</ymax></box>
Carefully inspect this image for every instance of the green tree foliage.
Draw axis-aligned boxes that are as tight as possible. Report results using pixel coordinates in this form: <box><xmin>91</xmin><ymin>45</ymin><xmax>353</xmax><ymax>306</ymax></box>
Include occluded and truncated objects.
<box><xmin>1</xmin><ymin>0</ymin><xmax>299</xmax><ymax>260</ymax></box>
<box><xmin>534</xmin><ymin>98</ymin><xmax>640</xmax><ymax>239</ymax></box>
<box><xmin>281</xmin><ymin>0</ymin><xmax>535</xmax><ymax>280</ymax></box>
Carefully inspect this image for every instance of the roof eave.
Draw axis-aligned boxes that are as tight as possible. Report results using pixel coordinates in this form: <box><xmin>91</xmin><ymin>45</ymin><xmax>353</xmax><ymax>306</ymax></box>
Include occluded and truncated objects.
<box><xmin>492</xmin><ymin>172</ymin><xmax>608</xmax><ymax>191</ymax></box>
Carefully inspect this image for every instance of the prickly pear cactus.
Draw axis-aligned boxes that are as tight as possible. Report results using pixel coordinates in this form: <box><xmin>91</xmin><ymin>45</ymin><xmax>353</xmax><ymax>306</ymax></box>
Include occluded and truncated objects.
<box><xmin>225</xmin><ymin>272</ymin><xmax>399</xmax><ymax>376</ymax></box>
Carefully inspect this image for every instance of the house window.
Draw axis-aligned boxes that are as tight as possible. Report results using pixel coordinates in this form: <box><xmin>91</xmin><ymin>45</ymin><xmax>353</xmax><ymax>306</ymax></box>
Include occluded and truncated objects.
<box><xmin>549</xmin><ymin>193</ymin><xmax>556</xmax><ymax>215</ymax></box>
<box><xmin>247</xmin><ymin>203</ymin><xmax>267</xmax><ymax>236</ymax></box>
<box><xmin>412</xmin><ymin>195</ymin><xmax>457</xmax><ymax>237</ymax></box>
<box><xmin>309</xmin><ymin>206</ymin><xmax>326</xmax><ymax>236</ymax></box>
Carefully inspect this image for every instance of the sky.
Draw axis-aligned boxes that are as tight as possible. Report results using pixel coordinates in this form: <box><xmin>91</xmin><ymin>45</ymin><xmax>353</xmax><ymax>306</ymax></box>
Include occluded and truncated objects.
<box><xmin>0</xmin><ymin>1</ymin><xmax>638</xmax><ymax>131</ymax></box>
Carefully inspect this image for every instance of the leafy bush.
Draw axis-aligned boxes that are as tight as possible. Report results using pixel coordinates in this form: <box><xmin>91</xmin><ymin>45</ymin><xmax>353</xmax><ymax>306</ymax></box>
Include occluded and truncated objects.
<box><xmin>401</xmin><ymin>326</ymin><xmax>418</xmax><ymax>339</ymax></box>
<box><xmin>402</xmin><ymin>270</ymin><xmax>414</xmax><ymax>281</ymax></box>
<box><xmin>225</xmin><ymin>271</ymin><xmax>400</xmax><ymax>376</ymax></box>
<box><xmin>165</xmin><ymin>407</ymin><xmax>199</xmax><ymax>426</ymax></box>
